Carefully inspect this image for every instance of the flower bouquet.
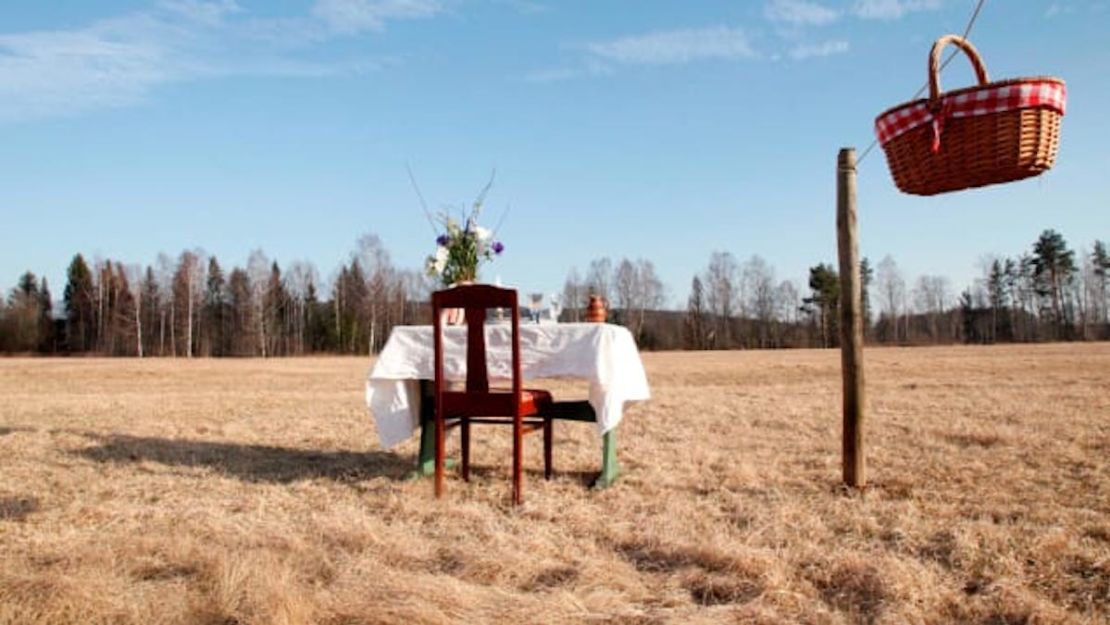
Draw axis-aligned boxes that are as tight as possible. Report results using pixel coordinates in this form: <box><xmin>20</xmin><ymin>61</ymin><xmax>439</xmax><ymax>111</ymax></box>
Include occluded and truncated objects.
<box><xmin>424</xmin><ymin>199</ymin><xmax>504</xmax><ymax>324</ymax></box>
<box><xmin>424</xmin><ymin>209</ymin><xmax>504</xmax><ymax>286</ymax></box>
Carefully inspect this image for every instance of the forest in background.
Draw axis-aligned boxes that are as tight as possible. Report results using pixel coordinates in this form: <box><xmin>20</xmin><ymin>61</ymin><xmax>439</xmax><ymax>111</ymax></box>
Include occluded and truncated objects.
<box><xmin>1</xmin><ymin>230</ymin><xmax>1107</xmax><ymax>356</ymax></box>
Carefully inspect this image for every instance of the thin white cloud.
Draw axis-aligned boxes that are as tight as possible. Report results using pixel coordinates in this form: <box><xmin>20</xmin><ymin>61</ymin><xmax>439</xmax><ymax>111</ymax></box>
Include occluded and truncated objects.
<box><xmin>851</xmin><ymin>0</ymin><xmax>942</xmax><ymax>20</ymax></box>
<box><xmin>311</xmin><ymin>0</ymin><xmax>442</xmax><ymax>34</ymax></box>
<box><xmin>160</xmin><ymin>0</ymin><xmax>244</xmax><ymax>26</ymax></box>
<box><xmin>493</xmin><ymin>0</ymin><xmax>549</xmax><ymax>15</ymax></box>
<box><xmin>523</xmin><ymin>66</ymin><xmax>579</xmax><ymax>83</ymax></box>
<box><xmin>0</xmin><ymin>29</ymin><xmax>169</xmax><ymax>119</ymax></box>
<box><xmin>585</xmin><ymin>26</ymin><xmax>758</xmax><ymax>65</ymax></box>
<box><xmin>0</xmin><ymin>1</ymin><xmax>436</xmax><ymax>123</ymax></box>
<box><xmin>789</xmin><ymin>39</ymin><xmax>849</xmax><ymax>59</ymax></box>
<box><xmin>764</xmin><ymin>0</ymin><xmax>839</xmax><ymax>26</ymax></box>
<box><xmin>523</xmin><ymin>58</ymin><xmax>611</xmax><ymax>83</ymax></box>
<box><xmin>1042</xmin><ymin>1</ymin><xmax>1103</xmax><ymax>17</ymax></box>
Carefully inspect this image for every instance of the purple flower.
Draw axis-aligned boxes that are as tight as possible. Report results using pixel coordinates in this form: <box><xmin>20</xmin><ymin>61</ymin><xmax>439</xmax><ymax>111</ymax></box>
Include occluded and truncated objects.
<box><xmin>436</xmin><ymin>234</ymin><xmax>450</xmax><ymax>247</ymax></box>
<box><xmin>492</xmin><ymin>241</ymin><xmax>504</xmax><ymax>255</ymax></box>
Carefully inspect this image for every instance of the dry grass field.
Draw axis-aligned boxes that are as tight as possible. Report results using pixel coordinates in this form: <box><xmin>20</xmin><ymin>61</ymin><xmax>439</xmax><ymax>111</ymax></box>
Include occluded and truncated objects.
<box><xmin>1</xmin><ymin>344</ymin><xmax>1108</xmax><ymax>624</ymax></box>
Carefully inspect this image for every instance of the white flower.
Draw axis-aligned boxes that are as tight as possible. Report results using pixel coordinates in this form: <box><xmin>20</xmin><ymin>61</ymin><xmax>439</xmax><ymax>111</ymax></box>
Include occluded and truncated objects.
<box><xmin>473</xmin><ymin>226</ymin><xmax>492</xmax><ymax>242</ymax></box>
<box><xmin>433</xmin><ymin>246</ymin><xmax>449</xmax><ymax>272</ymax></box>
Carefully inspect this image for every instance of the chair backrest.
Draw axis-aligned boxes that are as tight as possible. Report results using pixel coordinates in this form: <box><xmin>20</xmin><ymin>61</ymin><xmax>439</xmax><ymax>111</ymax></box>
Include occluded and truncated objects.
<box><xmin>432</xmin><ymin>284</ymin><xmax>522</xmax><ymax>418</ymax></box>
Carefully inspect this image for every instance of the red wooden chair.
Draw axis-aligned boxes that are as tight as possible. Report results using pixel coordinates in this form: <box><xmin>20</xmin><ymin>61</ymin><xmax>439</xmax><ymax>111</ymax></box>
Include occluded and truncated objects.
<box><xmin>432</xmin><ymin>284</ymin><xmax>554</xmax><ymax>505</ymax></box>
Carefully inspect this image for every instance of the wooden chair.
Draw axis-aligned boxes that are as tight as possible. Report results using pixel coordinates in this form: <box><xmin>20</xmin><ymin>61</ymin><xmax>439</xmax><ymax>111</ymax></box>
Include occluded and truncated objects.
<box><xmin>432</xmin><ymin>284</ymin><xmax>554</xmax><ymax>505</ymax></box>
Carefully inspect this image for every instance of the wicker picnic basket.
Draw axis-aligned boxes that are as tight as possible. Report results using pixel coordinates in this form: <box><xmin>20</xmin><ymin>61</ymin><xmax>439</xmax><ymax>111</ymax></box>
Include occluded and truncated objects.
<box><xmin>875</xmin><ymin>35</ymin><xmax>1066</xmax><ymax>196</ymax></box>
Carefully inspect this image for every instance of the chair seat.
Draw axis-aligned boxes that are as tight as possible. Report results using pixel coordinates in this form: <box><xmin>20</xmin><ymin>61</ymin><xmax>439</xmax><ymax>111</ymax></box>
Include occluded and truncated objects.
<box><xmin>518</xmin><ymin>388</ymin><xmax>553</xmax><ymax>415</ymax></box>
<box><xmin>441</xmin><ymin>388</ymin><xmax>553</xmax><ymax>419</ymax></box>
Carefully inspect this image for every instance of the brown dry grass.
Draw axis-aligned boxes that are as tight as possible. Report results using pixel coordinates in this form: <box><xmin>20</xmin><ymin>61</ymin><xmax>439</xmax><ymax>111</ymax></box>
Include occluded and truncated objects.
<box><xmin>1</xmin><ymin>344</ymin><xmax>1108</xmax><ymax>624</ymax></box>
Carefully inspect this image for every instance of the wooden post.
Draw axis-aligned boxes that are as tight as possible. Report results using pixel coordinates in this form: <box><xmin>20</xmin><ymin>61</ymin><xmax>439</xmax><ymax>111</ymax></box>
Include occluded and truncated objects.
<box><xmin>837</xmin><ymin>147</ymin><xmax>866</xmax><ymax>488</ymax></box>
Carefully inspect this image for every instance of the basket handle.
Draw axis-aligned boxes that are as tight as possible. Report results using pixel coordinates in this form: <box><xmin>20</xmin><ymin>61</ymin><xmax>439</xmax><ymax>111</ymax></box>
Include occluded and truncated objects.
<box><xmin>928</xmin><ymin>35</ymin><xmax>990</xmax><ymax>107</ymax></box>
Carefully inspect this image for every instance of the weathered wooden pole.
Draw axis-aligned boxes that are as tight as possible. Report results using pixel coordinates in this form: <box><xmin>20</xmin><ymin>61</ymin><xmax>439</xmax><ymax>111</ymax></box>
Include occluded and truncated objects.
<box><xmin>837</xmin><ymin>147</ymin><xmax>866</xmax><ymax>488</ymax></box>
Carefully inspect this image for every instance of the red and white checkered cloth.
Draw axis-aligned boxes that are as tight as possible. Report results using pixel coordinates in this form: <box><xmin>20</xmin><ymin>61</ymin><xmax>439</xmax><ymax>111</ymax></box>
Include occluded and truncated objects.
<box><xmin>875</xmin><ymin>80</ymin><xmax>1067</xmax><ymax>150</ymax></box>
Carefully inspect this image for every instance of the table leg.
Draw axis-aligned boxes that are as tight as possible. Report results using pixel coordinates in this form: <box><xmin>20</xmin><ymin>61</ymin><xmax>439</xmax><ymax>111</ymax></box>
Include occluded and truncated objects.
<box><xmin>410</xmin><ymin>420</ymin><xmax>458</xmax><ymax>478</ymax></box>
<box><xmin>409</xmin><ymin>381</ymin><xmax>454</xmax><ymax>479</ymax></box>
<box><xmin>415</xmin><ymin>419</ymin><xmax>435</xmax><ymax>476</ymax></box>
<box><xmin>592</xmin><ymin>429</ymin><xmax>621</xmax><ymax>490</ymax></box>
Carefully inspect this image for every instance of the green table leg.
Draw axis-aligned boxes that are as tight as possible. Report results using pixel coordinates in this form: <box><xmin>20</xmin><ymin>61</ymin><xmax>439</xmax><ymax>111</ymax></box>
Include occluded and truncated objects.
<box><xmin>409</xmin><ymin>420</ymin><xmax>457</xmax><ymax>478</ymax></box>
<box><xmin>415</xmin><ymin>419</ymin><xmax>436</xmax><ymax>476</ymax></box>
<box><xmin>592</xmin><ymin>429</ymin><xmax>621</xmax><ymax>489</ymax></box>
<box><xmin>409</xmin><ymin>381</ymin><xmax>454</xmax><ymax>480</ymax></box>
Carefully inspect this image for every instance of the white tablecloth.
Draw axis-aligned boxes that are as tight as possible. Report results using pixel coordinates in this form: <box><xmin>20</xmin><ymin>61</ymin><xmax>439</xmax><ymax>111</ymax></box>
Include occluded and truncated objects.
<box><xmin>365</xmin><ymin>323</ymin><xmax>651</xmax><ymax>449</ymax></box>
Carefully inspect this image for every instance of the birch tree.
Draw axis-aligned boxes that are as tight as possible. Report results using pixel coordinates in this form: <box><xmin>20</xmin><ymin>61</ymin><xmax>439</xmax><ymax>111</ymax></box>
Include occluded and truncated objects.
<box><xmin>173</xmin><ymin>250</ymin><xmax>205</xmax><ymax>358</ymax></box>
<box><xmin>561</xmin><ymin>267</ymin><xmax>584</xmax><ymax>322</ymax></box>
<box><xmin>876</xmin><ymin>255</ymin><xmax>905</xmax><ymax>344</ymax></box>
<box><xmin>703</xmin><ymin>251</ymin><xmax>739</xmax><ymax>348</ymax></box>
<box><xmin>614</xmin><ymin>259</ymin><xmax>637</xmax><ymax>323</ymax></box>
<box><xmin>355</xmin><ymin>234</ymin><xmax>393</xmax><ymax>354</ymax></box>
<box><xmin>633</xmin><ymin>259</ymin><xmax>665</xmax><ymax>343</ymax></box>
<box><xmin>913</xmin><ymin>275</ymin><xmax>951</xmax><ymax>342</ymax></box>
<box><xmin>586</xmin><ymin>257</ymin><xmax>613</xmax><ymax>305</ymax></box>
<box><xmin>247</xmin><ymin>249</ymin><xmax>271</xmax><ymax>357</ymax></box>
<box><xmin>742</xmin><ymin>255</ymin><xmax>775</xmax><ymax>347</ymax></box>
<box><xmin>123</xmin><ymin>265</ymin><xmax>145</xmax><ymax>357</ymax></box>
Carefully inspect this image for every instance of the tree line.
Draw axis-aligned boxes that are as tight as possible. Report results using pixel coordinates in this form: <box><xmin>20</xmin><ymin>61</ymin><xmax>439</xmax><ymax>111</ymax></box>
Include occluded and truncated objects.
<box><xmin>560</xmin><ymin>229</ymin><xmax>1107</xmax><ymax>350</ymax></box>
<box><xmin>0</xmin><ymin>235</ymin><xmax>430</xmax><ymax>357</ymax></box>
<box><xmin>1</xmin><ymin>229</ymin><xmax>1106</xmax><ymax>355</ymax></box>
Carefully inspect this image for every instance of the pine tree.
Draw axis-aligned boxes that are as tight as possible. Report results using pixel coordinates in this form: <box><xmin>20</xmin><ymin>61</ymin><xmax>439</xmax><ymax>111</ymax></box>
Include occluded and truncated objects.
<box><xmin>987</xmin><ymin>259</ymin><xmax>1008</xmax><ymax>342</ymax></box>
<box><xmin>205</xmin><ymin>257</ymin><xmax>227</xmax><ymax>356</ymax></box>
<box><xmin>804</xmin><ymin>263</ymin><xmax>840</xmax><ymax>347</ymax></box>
<box><xmin>38</xmin><ymin>277</ymin><xmax>55</xmax><ymax>352</ymax></box>
<box><xmin>860</xmin><ymin>257</ymin><xmax>874</xmax><ymax>333</ymax></box>
<box><xmin>1093</xmin><ymin>240</ymin><xmax>1109</xmax><ymax>328</ymax></box>
<box><xmin>265</xmin><ymin>261</ymin><xmax>289</xmax><ymax>356</ymax></box>
<box><xmin>342</xmin><ymin>261</ymin><xmax>369</xmax><ymax>354</ymax></box>
<box><xmin>64</xmin><ymin>254</ymin><xmax>95</xmax><ymax>352</ymax></box>
<box><xmin>5</xmin><ymin>272</ymin><xmax>42</xmax><ymax>351</ymax></box>
<box><xmin>227</xmin><ymin>268</ymin><xmax>253</xmax><ymax>356</ymax></box>
<box><xmin>141</xmin><ymin>267</ymin><xmax>161</xmax><ymax>356</ymax></box>
<box><xmin>1032</xmin><ymin>229</ymin><xmax>1076</xmax><ymax>338</ymax></box>
<box><xmin>684</xmin><ymin>275</ymin><xmax>707</xmax><ymax>350</ymax></box>
<box><xmin>305</xmin><ymin>279</ymin><xmax>328</xmax><ymax>352</ymax></box>
<box><xmin>113</xmin><ymin>263</ymin><xmax>137</xmax><ymax>356</ymax></box>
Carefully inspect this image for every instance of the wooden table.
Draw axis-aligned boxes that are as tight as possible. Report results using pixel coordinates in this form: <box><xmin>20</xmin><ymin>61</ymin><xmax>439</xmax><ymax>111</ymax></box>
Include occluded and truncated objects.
<box><xmin>365</xmin><ymin>323</ymin><xmax>651</xmax><ymax>488</ymax></box>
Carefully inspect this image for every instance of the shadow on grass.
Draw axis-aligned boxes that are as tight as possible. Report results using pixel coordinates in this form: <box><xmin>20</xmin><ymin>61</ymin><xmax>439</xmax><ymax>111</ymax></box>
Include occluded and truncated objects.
<box><xmin>459</xmin><ymin>464</ymin><xmax>599</xmax><ymax>487</ymax></box>
<box><xmin>74</xmin><ymin>433</ymin><xmax>413</xmax><ymax>484</ymax></box>
<box><xmin>0</xmin><ymin>496</ymin><xmax>39</xmax><ymax>522</ymax></box>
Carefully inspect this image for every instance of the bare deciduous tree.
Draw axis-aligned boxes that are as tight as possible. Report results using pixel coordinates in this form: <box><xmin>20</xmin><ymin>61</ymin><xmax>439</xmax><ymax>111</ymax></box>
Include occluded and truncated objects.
<box><xmin>876</xmin><ymin>255</ymin><xmax>906</xmax><ymax>343</ymax></box>
<box><xmin>742</xmin><ymin>255</ymin><xmax>775</xmax><ymax>347</ymax></box>
<box><xmin>586</xmin><ymin>257</ymin><xmax>613</xmax><ymax>305</ymax></box>
<box><xmin>913</xmin><ymin>274</ymin><xmax>951</xmax><ymax>341</ymax></box>
<box><xmin>355</xmin><ymin>234</ymin><xmax>394</xmax><ymax>354</ymax></box>
<box><xmin>247</xmin><ymin>249</ymin><xmax>271</xmax><ymax>357</ymax></box>
<box><xmin>703</xmin><ymin>251</ymin><xmax>739</xmax><ymax>348</ymax></box>
<box><xmin>561</xmin><ymin>267</ymin><xmax>584</xmax><ymax>322</ymax></box>
<box><xmin>125</xmin><ymin>264</ymin><xmax>145</xmax><ymax>357</ymax></box>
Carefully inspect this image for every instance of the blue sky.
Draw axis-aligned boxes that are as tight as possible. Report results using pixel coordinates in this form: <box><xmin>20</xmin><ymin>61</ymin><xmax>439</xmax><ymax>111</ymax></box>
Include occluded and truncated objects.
<box><xmin>2</xmin><ymin>0</ymin><xmax>1108</xmax><ymax>307</ymax></box>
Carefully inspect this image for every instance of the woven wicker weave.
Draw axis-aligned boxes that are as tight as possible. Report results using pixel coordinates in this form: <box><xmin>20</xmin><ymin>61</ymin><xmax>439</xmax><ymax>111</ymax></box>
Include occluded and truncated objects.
<box><xmin>877</xmin><ymin>35</ymin><xmax>1065</xmax><ymax>196</ymax></box>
